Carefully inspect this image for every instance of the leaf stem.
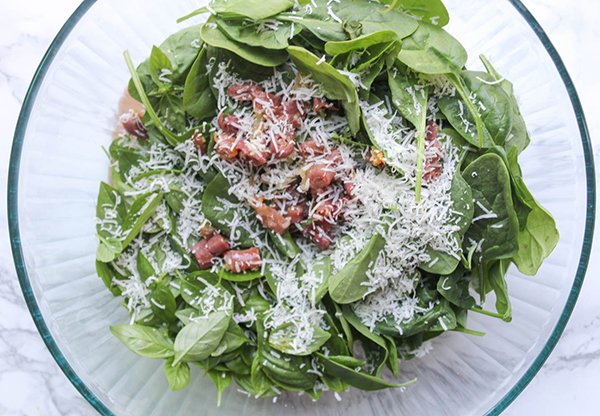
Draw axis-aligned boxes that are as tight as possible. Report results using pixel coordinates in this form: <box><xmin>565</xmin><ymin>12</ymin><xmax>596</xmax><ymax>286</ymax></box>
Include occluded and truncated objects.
<box><xmin>452</xmin><ymin>327</ymin><xmax>486</xmax><ymax>337</ymax></box>
<box><xmin>469</xmin><ymin>307</ymin><xmax>505</xmax><ymax>320</ymax></box>
<box><xmin>123</xmin><ymin>50</ymin><xmax>180</xmax><ymax>146</ymax></box>
<box><xmin>414</xmin><ymin>89</ymin><xmax>429</xmax><ymax>203</ymax></box>
<box><xmin>448</xmin><ymin>73</ymin><xmax>491</xmax><ymax>148</ymax></box>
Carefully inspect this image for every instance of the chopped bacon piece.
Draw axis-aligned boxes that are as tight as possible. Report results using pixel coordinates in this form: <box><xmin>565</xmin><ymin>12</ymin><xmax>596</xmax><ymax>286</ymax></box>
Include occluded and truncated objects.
<box><xmin>423</xmin><ymin>121</ymin><xmax>443</xmax><ymax>182</ymax></box>
<box><xmin>313</xmin><ymin>197</ymin><xmax>347</xmax><ymax>222</ymax></box>
<box><xmin>275</xmin><ymin>100</ymin><xmax>309</xmax><ymax>129</ymax></box>
<box><xmin>344</xmin><ymin>180</ymin><xmax>357</xmax><ymax>199</ymax></box>
<box><xmin>218</xmin><ymin>113</ymin><xmax>241</xmax><ymax>135</ymax></box>
<box><xmin>287</xmin><ymin>204</ymin><xmax>308</xmax><ymax>224</ymax></box>
<box><xmin>306</xmin><ymin>163</ymin><xmax>336</xmax><ymax>193</ymax></box>
<box><xmin>313</xmin><ymin>97</ymin><xmax>338</xmax><ymax>113</ymax></box>
<box><xmin>191</xmin><ymin>234</ymin><xmax>231</xmax><ymax>269</ymax></box>
<box><xmin>224</xmin><ymin>248</ymin><xmax>262</xmax><ymax>273</ymax></box>
<box><xmin>228</xmin><ymin>82</ymin><xmax>262</xmax><ymax>101</ymax></box>
<box><xmin>302</xmin><ymin>221</ymin><xmax>333</xmax><ymax>250</ymax></box>
<box><xmin>269</xmin><ymin>130</ymin><xmax>296</xmax><ymax>158</ymax></box>
<box><xmin>365</xmin><ymin>147</ymin><xmax>385</xmax><ymax>169</ymax></box>
<box><xmin>251</xmin><ymin>90</ymin><xmax>282</xmax><ymax>114</ymax></box>
<box><xmin>298</xmin><ymin>139</ymin><xmax>326</xmax><ymax>158</ymax></box>
<box><xmin>325</xmin><ymin>149</ymin><xmax>343</xmax><ymax>165</ymax></box>
<box><xmin>199</xmin><ymin>224</ymin><xmax>216</xmax><ymax>239</ymax></box>
<box><xmin>236</xmin><ymin>139</ymin><xmax>270</xmax><ymax>166</ymax></box>
<box><xmin>120</xmin><ymin>110</ymin><xmax>148</xmax><ymax>139</ymax></box>
<box><xmin>249</xmin><ymin>199</ymin><xmax>291</xmax><ymax>235</ymax></box>
<box><xmin>192</xmin><ymin>130</ymin><xmax>207</xmax><ymax>154</ymax></box>
<box><xmin>214</xmin><ymin>131</ymin><xmax>239</xmax><ymax>161</ymax></box>
<box><xmin>206</xmin><ymin>234</ymin><xmax>230</xmax><ymax>256</ymax></box>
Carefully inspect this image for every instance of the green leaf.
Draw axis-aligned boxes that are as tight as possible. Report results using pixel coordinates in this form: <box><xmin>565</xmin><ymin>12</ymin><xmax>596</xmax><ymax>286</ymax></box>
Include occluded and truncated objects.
<box><xmin>380</xmin><ymin>0</ymin><xmax>449</xmax><ymax>27</ymax></box>
<box><xmin>158</xmin><ymin>25</ymin><xmax>204</xmax><ymax>79</ymax></box>
<box><xmin>462</xmin><ymin>153</ymin><xmax>519</xmax><ymax>303</ymax></box>
<box><xmin>316</xmin><ymin>353</ymin><xmax>415</xmax><ymax>391</ymax></box>
<box><xmin>164</xmin><ymin>358</ymin><xmax>191</xmax><ymax>391</ymax></box>
<box><xmin>95</xmin><ymin>182</ymin><xmax>127</xmax><ymax>262</ymax></box>
<box><xmin>449</xmin><ymin>170</ymin><xmax>475</xmax><ymax>234</ymax></box>
<box><xmin>96</xmin><ymin>236</ymin><xmax>122</xmax><ymax>263</ymax></box>
<box><xmin>268</xmin><ymin>322</ymin><xmax>331</xmax><ymax>356</ymax></box>
<box><xmin>215</xmin><ymin>17</ymin><xmax>300</xmax><ymax>50</ymax></box>
<box><xmin>110</xmin><ymin>324</ymin><xmax>174</xmax><ymax>359</ymax></box>
<box><xmin>329</xmin><ymin>233</ymin><xmax>386</xmax><ymax>304</ymax></box>
<box><xmin>201</xmin><ymin>17</ymin><xmax>289</xmax><ymax>67</ymax></box>
<box><xmin>121</xmin><ymin>191</ymin><xmax>163</xmax><ymax>249</ymax></box>
<box><xmin>506</xmin><ymin>148</ymin><xmax>559</xmax><ymax>275</ymax></box>
<box><xmin>327</xmin><ymin>355</ymin><xmax>366</xmax><ymax>368</ymax></box>
<box><xmin>159</xmin><ymin>92</ymin><xmax>187</xmax><ymax>133</ymax></box>
<box><xmin>325</xmin><ymin>30</ymin><xmax>398</xmax><ymax>56</ymax></box>
<box><xmin>183</xmin><ymin>48</ymin><xmax>217</xmax><ymax>120</ymax></box>
<box><xmin>150</xmin><ymin>284</ymin><xmax>178</xmax><ymax>324</ymax></box>
<box><xmin>397</xmin><ymin>21</ymin><xmax>467</xmax><ymax>75</ymax></box>
<box><xmin>208</xmin><ymin>370</ymin><xmax>233</xmax><ymax>406</ymax></box>
<box><xmin>419</xmin><ymin>243</ymin><xmax>460</xmax><ymax>275</ymax></box>
<box><xmin>214</xmin><ymin>320</ymin><xmax>251</xmax><ymax>355</ymax></box>
<box><xmin>487</xmin><ymin>259</ymin><xmax>512</xmax><ymax>322</ymax></box>
<box><xmin>173</xmin><ymin>310</ymin><xmax>232</xmax><ymax>365</ymax></box>
<box><xmin>251</xmin><ymin>351</ymin><xmax>276</xmax><ymax>396</ymax></box>
<box><xmin>149</xmin><ymin>45</ymin><xmax>173</xmax><ymax>87</ymax></box>
<box><xmin>384</xmin><ymin>335</ymin><xmax>400</xmax><ymax>379</ymax></box>
<box><xmin>268</xmin><ymin>229</ymin><xmax>300</xmax><ymax>259</ymax></box>
<box><xmin>437</xmin><ymin>266</ymin><xmax>477</xmax><ymax>309</ymax></box>
<box><xmin>136</xmin><ymin>251</ymin><xmax>156</xmax><ymax>283</ymax></box>
<box><xmin>287</xmin><ymin>45</ymin><xmax>360</xmax><ymax>134</ymax></box>
<box><xmin>311</xmin><ymin>257</ymin><xmax>332</xmax><ymax>304</ymax></box>
<box><xmin>95</xmin><ymin>260</ymin><xmax>125</xmax><ymax>297</ymax></box>
<box><xmin>280</xmin><ymin>16</ymin><xmax>346</xmax><ymax>42</ymax></box>
<box><xmin>219</xmin><ymin>268</ymin><xmax>263</xmax><ymax>282</ymax></box>
<box><xmin>180</xmin><ymin>0</ymin><xmax>295</xmax><ymax>22</ymax></box>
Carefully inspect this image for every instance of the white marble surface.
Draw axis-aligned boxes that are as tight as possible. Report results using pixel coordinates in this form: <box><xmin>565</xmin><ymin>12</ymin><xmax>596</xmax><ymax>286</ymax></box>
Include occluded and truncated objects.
<box><xmin>0</xmin><ymin>1</ymin><xmax>598</xmax><ymax>415</ymax></box>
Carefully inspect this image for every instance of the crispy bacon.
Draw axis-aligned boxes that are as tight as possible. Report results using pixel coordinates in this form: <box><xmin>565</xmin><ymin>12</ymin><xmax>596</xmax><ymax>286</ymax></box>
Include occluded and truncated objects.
<box><xmin>236</xmin><ymin>139</ymin><xmax>270</xmax><ymax>166</ymax></box>
<box><xmin>206</xmin><ymin>234</ymin><xmax>230</xmax><ymax>256</ymax></box>
<box><xmin>224</xmin><ymin>248</ymin><xmax>262</xmax><ymax>273</ymax></box>
<box><xmin>306</xmin><ymin>163</ymin><xmax>336</xmax><ymax>193</ymax></box>
<box><xmin>313</xmin><ymin>97</ymin><xmax>338</xmax><ymax>113</ymax></box>
<box><xmin>313</xmin><ymin>197</ymin><xmax>347</xmax><ymax>222</ymax></box>
<box><xmin>218</xmin><ymin>113</ymin><xmax>241</xmax><ymax>135</ymax></box>
<box><xmin>249</xmin><ymin>199</ymin><xmax>291</xmax><ymax>235</ymax></box>
<box><xmin>228</xmin><ymin>82</ymin><xmax>262</xmax><ymax>101</ymax></box>
<box><xmin>269</xmin><ymin>130</ymin><xmax>296</xmax><ymax>158</ymax></box>
<box><xmin>423</xmin><ymin>121</ymin><xmax>443</xmax><ymax>182</ymax></box>
<box><xmin>275</xmin><ymin>100</ymin><xmax>309</xmax><ymax>129</ymax></box>
<box><xmin>344</xmin><ymin>180</ymin><xmax>357</xmax><ymax>199</ymax></box>
<box><xmin>192</xmin><ymin>130</ymin><xmax>207</xmax><ymax>154</ymax></box>
<box><xmin>302</xmin><ymin>221</ymin><xmax>333</xmax><ymax>250</ymax></box>
<box><xmin>214</xmin><ymin>131</ymin><xmax>239</xmax><ymax>161</ymax></box>
<box><xmin>287</xmin><ymin>204</ymin><xmax>308</xmax><ymax>224</ymax></box>
<box><xmin>252</xmin><ymin>90</ymin><xmax>282</xmax><ymax>114</ymax></box>
<box><xmin>298</xmin><ymin>139</ymin><xmax>326</xmax><ymax>158</ymax></box>
<box><xmin>120</xmin><ymin>110</ymin><xmax>148</xmax><ymax>139</ymax></box>
<box><xmin>191</xmin><ymin>234</ymin><xmax>231</xmax><ymax>269</ymax></box>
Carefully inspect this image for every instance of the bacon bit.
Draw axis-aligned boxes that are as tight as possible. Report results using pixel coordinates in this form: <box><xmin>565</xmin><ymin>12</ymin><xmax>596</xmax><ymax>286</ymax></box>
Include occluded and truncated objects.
<box><xmin>120</xmin><ymin>110</ymin><xmax>148</xmax><ymax>139</ymax></box>
<box><xmin>269</xmin><ymin>130</ymin><xmax>296</xmax><ymax>158</ymax></box>
<box><xmin>344</xmin><ymin>180</ymin><xmax>357</xmax><ymax>199</ymax></box>
<box><xmin>325</xmin><ymin>149</ymin><xmax>343</xmax><ymax>165</ymax></box>
<box><xmin>214</xmin><ymin>131</ymin><xmax>239</xmax><ymax>161</ymax></box>
<box><xmin>306</xmin><ymin>163</ymin><xmax>336</xmax><ymax>193</ymax></box>
<box><xmin>313</xmin><ymin>197</ymin><xmax>347</xmax><ymax>222</ymax></box>
<box><xmin>218</xmin><ymin>113</ymin><xmax>241</xmax><ymax>135</ymax></box>
<box><xmin>191</xmin><ymin>235</ymin><xmax>231</xmax><ymax>269</ymax></box>
<box><xmin>249</xmin><ymin>199</ymin><xmax>291</xmax><ymax>235</ymax></box>
<box><xmin>236</xmin><ymin>139</ymin><xmax>270</xmax><ymax>166</ymax></box>
<box><xmin>287</xmin><ymin>204</ymin><xmax>308</xmax><ymax>224</ymax></box>
<box><xmin>206</xmin><ymin>234</ymin><xmax>230</xmax><ymax>256</ymax></box>
<box><xmin>275</xmin><ymin>100</ymin><xmax>309</xmax><ymax>129</ymax></box>
<box><xmin>224</xmin><ymin>248</ymin><xmax>262</xmax><ymax>273</ymax></box>
<box><xmin>298</xmin><ymin>138</ymin><xmax>326</xmax><ymax>158</ymax></box>
<box><xmin>365</xmin><ymin>147</ymin><xmax>385</xmax><ymax>169</ymax></box>
<box><xmin>313</xmin><ymin>97</ymin><xmax>338</xmax><ymax>113</ymax></box>
<box><xmin>252</xmin><ymin>90</ymin><xmax>282</xmax><ymax>114</ymax></box>
<box><xmin>199</xmin><ymin>224</ymin><xmax>216</xmax><ymax>239</ymax></box>
<box><xmin>302</xmin><ymin>221</ymin><xmax>333</xmax><ymax>250</ymax></box>
<box><xmin>192</xmin><ymin>130</ymin><xmax>207</xmax><ymax>154</ymax></box>
<box><xmin>228</xmin><ymin>82</ymin><xmax>262</xmax><ymax>101</ymax></box>
<box><xmin>423</xmin><ymin>121</ymin><xmax>443</xmax><ymax>182</ymax></box>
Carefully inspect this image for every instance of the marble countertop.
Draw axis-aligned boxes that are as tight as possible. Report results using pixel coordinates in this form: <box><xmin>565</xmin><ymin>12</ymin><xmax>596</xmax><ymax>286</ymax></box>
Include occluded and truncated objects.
<box><xmin>0</xmin><ymin>1</ymin><xmax>598</xmax><ymax>415</ymax></box>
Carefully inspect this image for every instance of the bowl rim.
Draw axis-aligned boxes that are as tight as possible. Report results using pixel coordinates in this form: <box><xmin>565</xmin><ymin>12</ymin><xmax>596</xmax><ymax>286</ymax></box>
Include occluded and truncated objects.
<box><xmin>7</xmin><ymin>0</ymin><xmax>596</xmax><ymax>415</ymax></box>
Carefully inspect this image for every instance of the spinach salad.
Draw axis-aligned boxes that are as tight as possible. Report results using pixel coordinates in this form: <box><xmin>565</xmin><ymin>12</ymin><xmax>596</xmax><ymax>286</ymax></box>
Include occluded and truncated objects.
<box><xmin>96</xmin><ymin>0</ymin><xmax>559</xmax><ymax>403</ymax></box>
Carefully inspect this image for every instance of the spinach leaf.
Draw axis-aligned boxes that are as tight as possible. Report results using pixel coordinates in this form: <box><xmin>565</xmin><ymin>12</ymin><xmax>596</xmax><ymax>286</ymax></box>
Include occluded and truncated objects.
<box><xmin>487</xmin><ymin>259</ymin><xmax>512</xmax><ymax>322</ymax></box>
<box><xmin>180</xmin><ymin>0</ymin><xmax>295</xmax><ymax>22</ymax></box>
<box><xmin>324</xmin><ymin>30</ymin><xmax>398</xmax><ymax>56</ymax></box>
<box><xmin>329</xmin><ymin>233</ymin><xmax>386</xmax><ymax>304</ymax></box>
<box><xmin>159</xmin><ymin>25</ymin><xmax>204</xmax><ymax>79</ymax></box>
<box><xmin>219</xmin><ymin>268</ymin><xmax>263</xmax><ymax>282</ymax></box>
<box><xmin>311</xmin><ymin>257</ymin><xmax>332</xmax><ymax>304</ymax></box>
<box><xmin>158</xmin><ymin>91</ymin><xmax>187</xmax><ymax>133</ymax></box>
<box><xmin>268</xmin><ymin>229</ymin><xmax>300</xmax><ymax>259</ymax></box>
<box><xmin>480</xmin><ymin>55</ymin><xmax>530</xmax><ymax>155</ymax></box>
<box><xmin>201</xmin><ymin>17</ymin><xmax>289</xmax><ymax>67</ymax></box>
<box><xmin>450</xmin><ymin>169</ymin><xmax>475</xmax><ymax>234</ymax></box>
<box><xmin>462</xmin><ymin>153</ymin><xmax>519</xmax><ymax>303</ymax></box>
<box><xmin>380</xmin><ymin>0</ymin><xmax>450</xmax><ymax>27</ymax></box>
<box><xmin>183</xmin><ymin>48</ymin><xmax>217</xmax><ymax>120</ymax></box>
<box><xmin>268</xmin><ymin>322</ymin><xmax>331</xmax><ymax>355</ymax></box>
<box><xmin>361</xmin><ymin>335</ymin><xmax>388</xmax><ymax>377</ymax></box>
<box><xmin>121</xmin><ymin>191</ymin><xmax>163</xmax><ymax>249</ymax></box>
<box><xmin>256</xmin><ymin>321</ymin><xmax>317</xmax><ymax>391</ymax></box>
<box><xmin>419</xmin><ymin>244</ymin><xmax>459</xmax><ymax>275</ymax></box>
<box><xmin>287</xmin><ymin>45</ymin><xmax>360</xmax><ymax>134</ymax></box>
<box><xmin>333</xmin><ymin>301</ymin><xmax>354</xmax><ymax>354</ymax></box>
<box><xmin>149</xmin><ymin>45</ymin><xmax>173</xmax><ymax>88</ymax></box>
<box><xmin>437</xmin><ymin>266</ymin><xmax>476</xmax><ymax>309</ymax></box>
<box><xmin>215</xmin><ymin>17</ymin><xmax>300</xmax><ymax>50</ymax></box>
<box><xmin>384</xmin><ymin>335</ymin><xmax>400</xmax><ymax>379</ymax></box>
<box><xmin>397</xmin><ymin>21</ymin><xmax>466</xmax><ymax>75</ymax></box>
<box><xmin>506</xmin><ymin>148</ymin><xmax>559</xmax><ymax>275</ymax></box>
<box><xmin>173</xmin><ymin>310</ymin><xmax>231</xmax><ymax>364</ymax></box>
<box><xmin>110</xmin><ymin>324</ymin><xmax>174</xmax><ymax>359</ymax></box>
<box><xmin>279</xmin><ymin>15</ymin><xmax>346</xmax><ymax>42</ymax></box>
<box><xmin>315</xmin><ymin>353</ymin><xmax>414</xmax><ymax>391</ymax></box>
<box><xmin>150</xmin><ymin>284</ymin><xmax>178</xmax><ymax>324</ymax></box>
<box><xmin>327</xmin><ymin>356</ymin><xmax>365</xmax><ymax>368</ymax></box>
<box><xmin>96</xmin><ymin>183</ymin><xmax>126</xmax><ymax>262</ymax></box>
<box><xmin>208</xmin><ymin>370</ymin><xmax>233</xmax><ymax>406</ymax></box>
<box><xmin>439</xmin><ymin>71</ymin><xmax>513</xmax><ymax>148</ymax></box>
<box><xmin>164</xmin><ymin>358</ymin><xmax>191</xmax><ymax>391</ymax></box>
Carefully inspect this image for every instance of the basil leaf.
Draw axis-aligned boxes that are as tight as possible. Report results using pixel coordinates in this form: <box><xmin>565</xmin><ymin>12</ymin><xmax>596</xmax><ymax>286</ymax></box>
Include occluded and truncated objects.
<box><xmin>110</xmin><ymin>324</ymin><xmax>174</xmax><ymax>359</ymax></box>
<box><xmin>136</xmin><ymin>251</ymin><xmax>156</xmax><ymax>283</ymax></box>
<box><xmin>150</xmin><ymin>284</ymin><xmax>178</xmax><ymax>324</ymax></box>
<box><xmin>95</xmin><ymin>182</ymin><xmax>126</xmax><ymax>262</ymax></box>
<box><xmin>121</xmin><ymin>191</ymin><xmax>163</xmax><ymax>248</ymax></box>
<box><xmin>173</xmin><ymin>310</ymin><xmax>232</xmax><ymax>365</ymax></box>
<box><xmin>164</xmin><ymin>357</ymin><xmax>191</xmax><ymax>391</ymax></box>
<box><xmin>268</xmin><ymin>322</ymin><xmax>331</xmax><ymax>356</ymax></box>
<box><xmin>149</xmin><ymin>45</ymin><xmax>173</xmax><ymax>87</ymax></box>
<box><xmin>208</xmin><ymin>370</ymin><xmax>233</xmax><ymax>407</ymax></box>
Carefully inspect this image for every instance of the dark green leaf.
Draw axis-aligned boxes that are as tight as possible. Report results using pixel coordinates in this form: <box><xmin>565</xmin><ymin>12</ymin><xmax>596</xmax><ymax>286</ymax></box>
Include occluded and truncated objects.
<box><xmin>150</xmin><ymin>284</ymin><xmax>178</xmax><ymax>324</ymax></box>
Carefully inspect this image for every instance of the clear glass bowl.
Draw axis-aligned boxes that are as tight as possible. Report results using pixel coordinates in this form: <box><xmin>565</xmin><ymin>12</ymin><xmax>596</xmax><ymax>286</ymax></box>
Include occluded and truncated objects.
<box><xmin>8</xmin><ymin>0</ymin><xmax>595</xmax><ymax>415</ymax></box>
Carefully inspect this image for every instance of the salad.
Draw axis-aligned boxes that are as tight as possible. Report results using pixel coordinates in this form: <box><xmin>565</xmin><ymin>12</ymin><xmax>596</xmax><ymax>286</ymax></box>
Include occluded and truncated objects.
<box><xmin>96</xmin><ymin>0</ymin><xmax>560</xmax><ymax>403</ymax></box>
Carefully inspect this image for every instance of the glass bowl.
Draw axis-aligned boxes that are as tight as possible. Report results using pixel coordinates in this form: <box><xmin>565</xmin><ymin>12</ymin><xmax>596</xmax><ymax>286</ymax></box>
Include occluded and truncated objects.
<box><xmin>8</xmin><ymin>0</ymin><xmax>595</xmax><ymax>415</ymax></box>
